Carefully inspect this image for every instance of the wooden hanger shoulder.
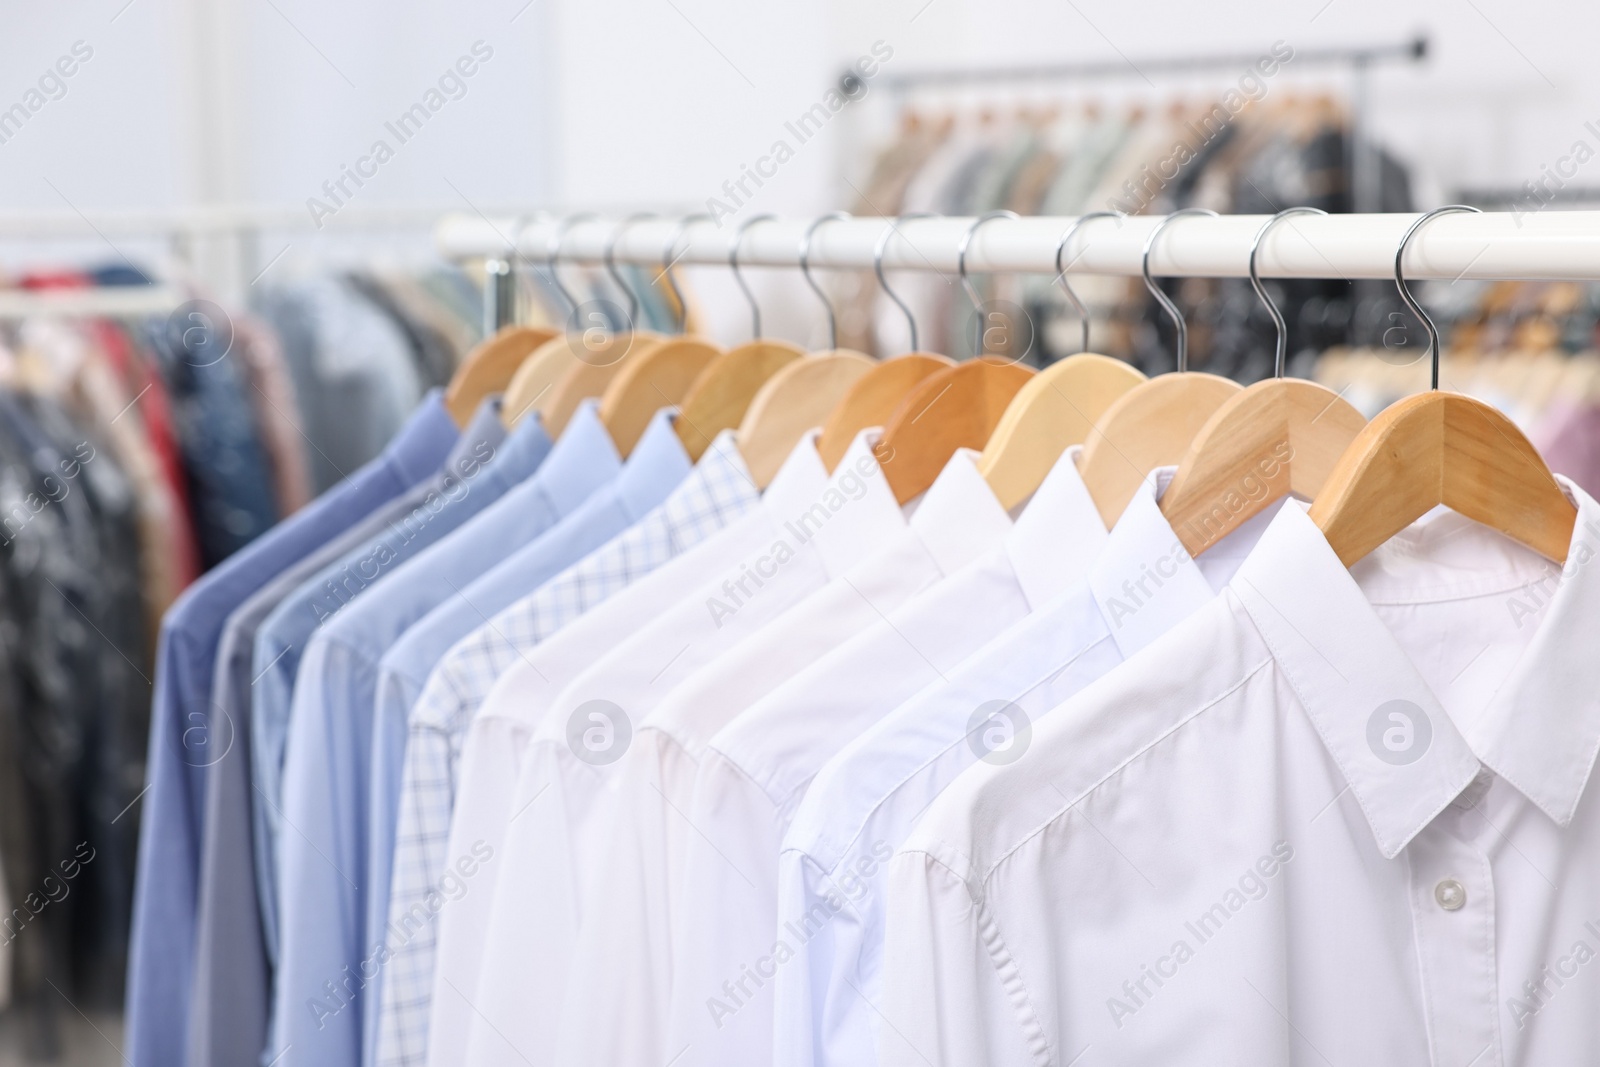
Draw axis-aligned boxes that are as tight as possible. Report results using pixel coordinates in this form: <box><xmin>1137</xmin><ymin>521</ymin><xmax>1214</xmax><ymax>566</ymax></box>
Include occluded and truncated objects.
<box><xmin>815</xmin><ymin>352</ymin><xmax>954</xmax><ymax>472</ymax></box>
<box><xmin>509</xmin><ymin>332</ymin><xmax>662</xmax><ymax>437</ymax></box>
<box><xmin>444</xmin><ymin>324</ymin><xmax>557</xmax><ymax>427</ymax></box>
<box><xmin>598</xmin><ymin>336</ymin><xmax>722</xmax><ymax>456</ymax></box>
<box><xmin>1076</xmin><ymin>372</ymin><xmax>1242</xmax><ymax>527</ymax></box>
<box><xmin>1161</xmin><ymin>378</ymin><xmax>1366</xmax><ymax>556</ymax></box>
<box><xmin>1309</xmin><ymin>390</ymin><xmax>1576</xmax><ymax>567</ymax></box>
<box><xmin>736</xmin><ymin>350</ymin><xmax>876</xmax><ymax>488</ymax></box>
<box><xmin>976</xmin><ymin>352</ymin><xmax>1146</xmax><ymax>511</ymax></box>
<box><xmin>876</xmin><ymin>358</ymin><xmax>1036</xmax><ymax>505</ymax></box>
<box><xmin>502</xmin><ymin>331</ymin><xmax>658</xmax><ymax>429</ymax></box>
<box><xmin>674</xmin><ymin>339</ymin><xmax>805</xmax><ymax>461</ymax></box>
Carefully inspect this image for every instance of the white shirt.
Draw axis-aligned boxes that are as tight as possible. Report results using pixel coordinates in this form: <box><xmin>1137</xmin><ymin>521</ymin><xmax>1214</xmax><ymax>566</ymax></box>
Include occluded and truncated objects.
<box><xmin>882</xmin><ymin>487</ymin><xmax>1600</xmax><ymax>1067</ymax></box>
<box><xmin>656</xmin><ymin>450</ymin><xmax>1022</xmax><ymax>1067</ymax></box>
<box><xmin>453</xmin><ymin>431</ymin><xmax>906</xmax><ymax>1066</ymax></box>
<box><xmin>555</xmin><ymin>446</ymin><xmax>1093</xmax><ymax>1067</ymax></box>
<box><xmin>774</xmin><ymin>466</ymin><xmax>1273</xmax><ymax>1067</ymax></box>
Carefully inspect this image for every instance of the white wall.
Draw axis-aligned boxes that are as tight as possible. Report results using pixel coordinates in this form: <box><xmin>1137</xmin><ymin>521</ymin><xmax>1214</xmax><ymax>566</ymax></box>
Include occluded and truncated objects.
<box><xmin>2</xmin><ymin>0</ymin><xmax>1598</xmax><ymax>337</ymax></box>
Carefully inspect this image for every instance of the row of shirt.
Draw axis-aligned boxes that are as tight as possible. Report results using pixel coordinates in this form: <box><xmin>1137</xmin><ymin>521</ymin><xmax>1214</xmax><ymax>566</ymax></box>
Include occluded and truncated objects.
<box><xmin>128</xmin><ymin>376</ymin><xmax>1600</xmax><ymax>1067</ymax></box>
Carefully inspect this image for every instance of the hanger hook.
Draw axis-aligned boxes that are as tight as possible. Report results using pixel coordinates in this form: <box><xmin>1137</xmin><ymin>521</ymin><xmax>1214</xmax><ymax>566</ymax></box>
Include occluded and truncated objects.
<box><xmin>730</xmin><ymin>213</ymin><xmax>776</xmax><ymax>340</ymax></box>
<box><xmin>1142</xmin><ymin>207</ymin><xmax>1219</xmax><ymax>373</ymax></box>
<box><xmin>1395</xmin><ymin>205</ymin><xmax>1480</xmax><ymax>390</ymax></box>
<box><xmin>1249</xmin><ymin>206</ymin><xmax>1326</xmax><ymax>378</ymax></box>
<box><xmin>1054</xmin><ymin>211</ymin><xmax>1121</xmax><ymax>355</ymax></box>
<box><xmin>604</xmin><ymin>212</ymin><xmax>657</xmax><ymax>328</ymax></box>
<box><xmin>957</xmin><ymin>210</ymin><xmax>1018</xmax><ymax>315</ymax></box>
<box><xmin>661</xmin><ymin>213</ymin><xmax>712</xmax><ymax>334</ymax></box>
<box><xmin>545</xmin><ymin>212</ymin><xmax>598</xmax><ymax>316</ymax></box>
<box><xmin>874</xmin><ymin>212</ymin><xmax>938</xmax><ymax>353</ymax></box>
<box><xmin>800</xmin><ymin>211</ymin><xmax>851</xmax><ymax>350</ymax></box>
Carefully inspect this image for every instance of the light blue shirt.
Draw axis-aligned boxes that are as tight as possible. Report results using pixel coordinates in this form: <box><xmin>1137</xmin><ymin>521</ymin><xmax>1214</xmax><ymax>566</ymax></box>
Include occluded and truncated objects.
<box><xmin>125</xmin><ymin>391</ymin><xmax>457</xmax><ymax>1067</ymax></box>
<box><xmin>272</xmin><ymin>406</ymin><xmax>689</xmax><ymax>1067</ymax></box>
<box><xmin>249</xmin><ymin>401</ymin><xmax>529</xmax><ymax>968</ymax></box>
<box><xmin>358</xmin><ymin>401</ymin><xmax>620</xmax><ymax>1063</ymax></box>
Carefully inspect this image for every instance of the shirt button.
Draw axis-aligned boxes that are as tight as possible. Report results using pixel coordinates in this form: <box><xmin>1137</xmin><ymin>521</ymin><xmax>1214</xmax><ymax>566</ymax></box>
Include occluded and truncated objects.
<box><xmin>1435</xmin><ymin>879</ymin><xmax>1467</xmax><ymax>911</ymax></box>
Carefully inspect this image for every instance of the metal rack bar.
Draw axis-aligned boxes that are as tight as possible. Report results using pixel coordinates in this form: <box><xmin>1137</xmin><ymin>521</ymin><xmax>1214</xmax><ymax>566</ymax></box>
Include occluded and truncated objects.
<box><xmin>0</xmin><ymin>286</ymin><xmax>186</xmax><ymax>320</ymax></box>
<box><xmin>435</xmin><ymin>211</ymin><xmax>1600</xmax><ymax>283</ymax></box>
<box><xmin>856</xmin><ymin>35</ymin><xmax>1427</xmax><ymax>95</ymax></box>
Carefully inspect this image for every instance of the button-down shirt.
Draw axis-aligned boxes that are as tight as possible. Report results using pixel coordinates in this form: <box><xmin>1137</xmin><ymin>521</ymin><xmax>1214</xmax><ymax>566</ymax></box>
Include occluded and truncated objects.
<box><xmin>250</xmin><ymin>401</ymin><xmax>507</xmax><ymax>966</ymax></box>
<box><xmin>126</xmin><ymin>391</ymin><xmax>456</xmax><ymax>1067</ymax></box>
<box><xmin>270</xmin><ymin>412</ymin><xmax>554</xmax><ymax>1067</ymax></box>
<box><xmin>460</xmin><ymin>431</ymin><xmax>906</xmax><ymax>1067</ymax></box>
<box><xmin>882</xmin><ymin>488</ymin><xmax>1600</xmax><ymax>1067</ymax></box>
<box><xmin>191</xmin><ymin>425</ymin><xmax>510</xmax><ymax>1067</ymax></box>
<box><xmin>361</xmin><ymin>403</ymin><xmax>617</xmax><ymax>1066</ymax></box>
<box><xmin>394</xmin><ymin>424</ymin><xmax>756</xmax><ymax>1067</ymax></box>
<box><xmin>656</xmin><ymin>450</ymin><xmax>1016</xmax><ymax>1067</ymax></box>
<box><xmin>775</xmin><ymin>464</ymin><xmax>1272</xmax><ymax>1067</ymax></box>
<box><xmin>370</xmin><ymin>411</ymin><xmax>696</xmax><ymax>1067</ymax></box>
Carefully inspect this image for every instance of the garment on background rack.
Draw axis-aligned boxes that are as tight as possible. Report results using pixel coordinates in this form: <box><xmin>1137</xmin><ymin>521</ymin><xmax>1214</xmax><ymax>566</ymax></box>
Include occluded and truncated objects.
<box><xmin>841</xmin><ymin>96</ymin><xmax>1414</xmax><ymax>375</ymax></box>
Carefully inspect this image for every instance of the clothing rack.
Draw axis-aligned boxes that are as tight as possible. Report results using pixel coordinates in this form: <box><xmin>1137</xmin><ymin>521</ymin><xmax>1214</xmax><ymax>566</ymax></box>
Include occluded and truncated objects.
<box><xmin>842</xmin><ymin>36</ymin><xmax>1429</xmax><ymax>216</ymax></box>
<box><xmin>437</xmin><ymin>211</ymin><xmax>1600</xmax><ymax>330</ymax></box>
<box><xmin>0</xmin><ymin>285</ymin><xmax>186</xmax><ymax>321</ymax></box>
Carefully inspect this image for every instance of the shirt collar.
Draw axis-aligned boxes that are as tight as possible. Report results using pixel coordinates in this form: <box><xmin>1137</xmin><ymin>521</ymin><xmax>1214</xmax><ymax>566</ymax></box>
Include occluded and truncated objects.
<box><xmin>1455</xmin><ymin>480</ymin><xmax>1600</xmax><ymax>827</ymax></box>
<box><xmin>908</xmin><ymin>448</ymin><xmax>1013</xmax><ymax>574</ymax></box>
<box><xmin>762</xmin><ymin>428</ymin><xmax>907</xmax><ymax>577</ymax></box>
<box><xmin>380</xmin><ymin>388</ymin><xmax>458</xmax><ymax>488</ymax></box>
<box><xmin>481</xmin><ymin>407</ymin><xmax>554</xmax><ymax>494</ymax></box>
<box><xmin>614</xmin><ymin>406</ymin><xmax>693</xmax><ymax>518</ymax></box>
<box><xmin>1005</xmin><ymin>444</ymin><xmax>1108</xmax><ymax>608</ymax></box>
<box><xmin>445</xmin><ymin>395</ymin><xmax>508</xmax><ymax>469</ymax></box>
<box><xmin>1227</xmin><ymin>500</ymin><xmax>1588</xmax><ymax>859</ymax></box>
<box><xmin>1087</xmin><ymin>466</ymin><xmax>1257</xmax><ymax>659</ymax></box>
<box><xmin>538</xmin><ymin>400</ymin><xmax>622</xmax><ymax>515</ymax></box>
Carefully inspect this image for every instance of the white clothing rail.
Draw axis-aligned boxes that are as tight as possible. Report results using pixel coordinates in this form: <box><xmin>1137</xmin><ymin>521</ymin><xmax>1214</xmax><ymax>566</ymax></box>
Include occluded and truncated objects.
<box><xmin>0</xmin><ymin>285</ymin><xmax>185</xmax><ymax>320</ymax></box>
<box><xmin>433</xmin><ymin>211</ymin><xmax>1600</xmax><ymax>283</ymax></box>
<box><xmin>0</xmin><ymin>203</ymin><xmax>538</xmax><ymax>240</ymax></box>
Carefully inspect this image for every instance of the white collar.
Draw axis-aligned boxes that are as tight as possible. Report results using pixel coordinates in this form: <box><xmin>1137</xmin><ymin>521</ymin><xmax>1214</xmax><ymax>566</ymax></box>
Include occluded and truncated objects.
<box><xmin>1087</xmin><ymin>466</ymin><xmax>1274</xmax><ymax>659</ymax></box>
<box><xmin>759</xmin><ymin>428</ymin><xmax>906</xmax><ymax>577</ymax></box>
<box><xmin>1230</xmin><ymin>481</ymin><xmax>1600</xmax><ymax>857</ymax></box>
<box><xmin>1003</xmin><ymin>444</ymin><xmax>1109</xmax><ymax>609</ymax></box>
<box><xmin>907</xmin><ymin>447</ymin><xmax>1013</xmax><ymax>574</ymax></box>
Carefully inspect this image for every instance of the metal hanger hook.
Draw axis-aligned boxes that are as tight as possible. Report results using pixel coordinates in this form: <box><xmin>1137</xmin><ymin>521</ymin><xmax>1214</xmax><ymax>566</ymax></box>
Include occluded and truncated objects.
<box><xmin>604</xmin><ymin>212</ymin><xmax>658</xmax><ymax>328</ymax></box>
<box><xmin>730</xmin><ymin>213</ymin><xmax>776</xmax><ymax>340</ymax></box>
<box><xmin>1395</xmin><ymin>205</ymin><xmax>1480</xmax><ymax>390</ymax></box>
<box><xmin>1142</xmin><ymin>207</ymin><xmax>1219</xmax><ymax>373</ymax></box>
<box><xmin>546</xmin><ymin>212</ymin><xmax>599</xmax><ymax>315</ymax></box>
<box><xmin>957</xmin><ymin>210</ymin><xmax>1018</xmax><ymax>315</ymax></box>
<box><xmin>874</xmin><ymin>212</ymin><xmax>938</xmax><ymax>353</ymax></box>
<box><xmin>1249</xmin><ymin>206</ymin><xmax>1327</xmax><ymax>378</ymax></box>
<box><xmin>1054</xmin><ymin>211</ymin><xmax>1121</xmax><ymax>355</ymax></box>
<box><xmin>800</xmin><ymin>211</ymin><xmax>851</xmax><ymax>350</ymax></box>
<box><xmin>662</xmin><ymin>213</ymin><xmax>713</xmax><ymax>334</ymax></box>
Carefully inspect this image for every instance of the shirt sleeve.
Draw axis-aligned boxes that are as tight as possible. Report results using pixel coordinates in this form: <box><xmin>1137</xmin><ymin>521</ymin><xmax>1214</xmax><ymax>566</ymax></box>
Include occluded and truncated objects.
<box><xmin>553</xmin><ymin>733</ymin><xmax>691</xmax><ymax>1067</ymax></box>
<box><xmin>424</xmin><ymin>705</ymin><xmax>533</xmax><ymax>1067</ymax></box>
<box><xmin>879</xmin><ymin>848</ymin><xmax>1037</xmax><ymax>1067</ymax></box>
<box><xmin>771</xmin><ymin>847</ymin><xmax>831</xmax><ymax>1067</ymax></box>
<box><xmin>663</xmin><ymin>752</ymin><xmax>788</xmax><ymax>1067</ymax></box>
<box><xmin>270</xmin><ymin>635</ymin><xmax>381</xmax><ymax>1067</ymax></box>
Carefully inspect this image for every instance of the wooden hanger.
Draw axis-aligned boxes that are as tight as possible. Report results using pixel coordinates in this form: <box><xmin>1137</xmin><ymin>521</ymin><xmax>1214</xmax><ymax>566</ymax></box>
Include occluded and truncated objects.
<box><xmin>444</xmin><ymin>324</ymin><xmax>557</xmax><ymax>427</ymax></box>
<box><xmin>598</xmin><ymin>214</ymin><xmax>724</xmax><ymax>456</ymax></box>
<box><xmin>503</xmin><ymin>331</ymin><xmax>663</xmax><ymax>433</ymax></box>
<box><xmin>1310</xmin><ymin>207</ymin><xmax>1576</xmax><ymax>566</ymax></box>
<box><xmin>977</xmin><ymin>212</ymin><xmax>1146</xmax><ymax>509</ymax></box>
<box><xmin>674</xmin><ymin>215</ymin><xmax>806</xmax><ymax>459</ymax></box>
<box><xmin>1161</xmin><ymin>209</ymin><xmax>1368</xmax><ymax>555</ymax></box>
<box><xmin>733</xmin><ymin>213</ymin><xmax>881</xmax><ymax>486</ymax></box>
<box><xmin>1078</xmin><ymin>209</ymin><xmax>1243</xmax><ymax>526</ymax></box>
<box><xmin>875</xmin><ymin>212</ymin><xmax>1042</xmax><ymax>504</ymax></box>
<box><xmin>817</xmin><ymin>213</ymin><xmax>954</xmax><ymax>470</ymax></box>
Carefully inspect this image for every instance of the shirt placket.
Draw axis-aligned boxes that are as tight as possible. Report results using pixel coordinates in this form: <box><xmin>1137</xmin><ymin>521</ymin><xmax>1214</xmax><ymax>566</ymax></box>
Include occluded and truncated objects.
<box><xmin>1406</xmin><ymin>787</ymin><xmax>1502</xmax><ymax>1067</ymax></box>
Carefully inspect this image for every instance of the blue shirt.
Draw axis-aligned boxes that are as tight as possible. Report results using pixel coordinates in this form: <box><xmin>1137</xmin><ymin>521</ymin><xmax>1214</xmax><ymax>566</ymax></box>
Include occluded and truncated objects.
<box><xmin>272</xmin><ymin>407</ymin><xmax>689</xmax><ymax>1067</ymax></box>
<box><xmin>124</xmin><ymin>391</ymin><xmax>457</xmax><ymax>1067</ymax></box>
<box><xmin>249</xmin><ymin>402</ymin><xmax>541</xmax><ymax>970</ymax></box>
<box><xmin>358</xmin><ymin>402</ymin><xmax>620</xmax><ymax>1063</ymax></box>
